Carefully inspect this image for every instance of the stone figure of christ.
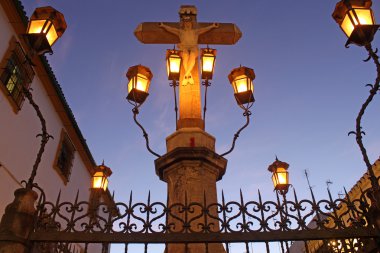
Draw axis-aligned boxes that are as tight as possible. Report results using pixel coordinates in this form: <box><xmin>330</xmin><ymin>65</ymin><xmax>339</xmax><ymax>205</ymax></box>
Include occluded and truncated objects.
<box><xmin>159</xmin><ymin>21</ymin><xmax>219</xmax><ymax>85</ymax></box>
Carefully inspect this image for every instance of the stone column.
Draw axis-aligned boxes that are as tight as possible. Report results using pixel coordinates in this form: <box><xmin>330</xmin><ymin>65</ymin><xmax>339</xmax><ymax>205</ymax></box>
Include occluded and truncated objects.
<box><xmin>177</xmin><ymin>59</ymin><xmax>204</xmax><ymax>130</ymax></box>
<box><xmin>0</xmin><ymin>188</ymin><xmax>38</xmax><ymax>253</ymax></box>
<box><xmin>155</xmin><ymin>128</ymin><xmax>227</xmax><ymax>253</ymax></box>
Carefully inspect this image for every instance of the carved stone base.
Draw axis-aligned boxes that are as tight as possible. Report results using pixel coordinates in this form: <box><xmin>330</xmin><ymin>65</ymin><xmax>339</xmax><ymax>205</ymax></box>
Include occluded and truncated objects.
<box><xmin>0</xmin><ymin>188</ymin><xmax>38</xmax><ymax>253</ymax></box>
<box><xmin>155</xmin><ymin>147</ymin><xmax>227</xmax><ymax>253</ymax></box>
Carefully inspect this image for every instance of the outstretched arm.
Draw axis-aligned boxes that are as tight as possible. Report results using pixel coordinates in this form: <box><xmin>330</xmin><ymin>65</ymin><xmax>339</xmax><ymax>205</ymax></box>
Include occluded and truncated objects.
<box><xmin>159</xmin><ymin>22</ymin><xmax>180</xmax><ymax>36</ymax></box>
<box><xmin>197</xmin><ymin>23</ymin><xmax>219</xmax><ymax>35</ymax></box>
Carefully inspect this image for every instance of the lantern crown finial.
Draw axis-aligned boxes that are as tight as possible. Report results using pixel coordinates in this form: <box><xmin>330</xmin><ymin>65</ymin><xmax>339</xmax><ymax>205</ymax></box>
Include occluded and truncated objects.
<box><xmin>30</xmin><ymin>6</ymin><xmax>67</xmax><ymax>37</ymax></box>
<box><xmin>332</xmin><ymin>0</ymin><xmax>372</xmax><ymax>24</ymax></box>
<box><xmin>268</xmin><ymin>157</ymin><xmax>289</xmax><ymax>173</ymax></box>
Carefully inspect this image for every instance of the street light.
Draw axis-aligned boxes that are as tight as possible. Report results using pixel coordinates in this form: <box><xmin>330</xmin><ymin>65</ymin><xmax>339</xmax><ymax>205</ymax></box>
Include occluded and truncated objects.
<box><xmin>200</xmin><ymin>48</ymin><xmax>216</xmax><ymax>125</ymax></box>
<box><xmin>268</xmin><ymin>157</ymin><xmax>290</xmax><ymax>194</ymax></box>
<box><xmin>228</xmin><ymin>66</ymin><xmax>255</xmax><ymax>106</ymax></box>
<box><xmin>91</xmin><ymin>162</ymin><xmax>112</xmax><ymax>191</ymax></box>
<box><xmin>126</xmin><ymin>65</ymin><xmax>153</xmax><ymax>105</ymax></box>
<box><xmin>26</xmin><ymin>6</ymin><xmax>67</xmax><ymax>55</ymax></box>
<box><xmin>201</xmin><ymin>48</ymin><xmax>217</xmax><ymax>80</ymax></box>
<box><xmin>166</xmin><ymin>49</ymin><xmax>182</xmax><ymax>81</ymax></box>
<box><xmin>24</xmin><ymin>6</ymin><xmax>67</xmax><ymax>189</ymax></box>
<box><xmin>332</xmin><ymin>0</ymin><xmax>379</xmax><ymax>47</ymax></box>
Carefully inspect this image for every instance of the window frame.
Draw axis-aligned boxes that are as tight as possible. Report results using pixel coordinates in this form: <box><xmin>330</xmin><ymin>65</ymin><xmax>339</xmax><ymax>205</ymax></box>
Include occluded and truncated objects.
<box><xmin>53</xmin><ymin>130</ymin><xmax>76</xmax><ymax>184</ymax></box>
<box><xmin>0</xmin><ymin>38</ymin><xmax>35</xmax><ymax>112</ymax></box>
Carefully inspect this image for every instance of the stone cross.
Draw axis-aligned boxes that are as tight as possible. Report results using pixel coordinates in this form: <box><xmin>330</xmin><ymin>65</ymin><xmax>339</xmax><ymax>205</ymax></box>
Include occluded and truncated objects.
<box><xmin>134</xmin><ymin>5</ymin><xmax>242</xmax><ymax>129</ymax></box>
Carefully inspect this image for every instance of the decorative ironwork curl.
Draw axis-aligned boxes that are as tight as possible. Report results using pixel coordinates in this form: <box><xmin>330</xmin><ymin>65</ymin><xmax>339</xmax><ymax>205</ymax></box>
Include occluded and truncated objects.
<box><xmin>221</xmin><ymin>109</ymin><xmax>251</xmax><ymax>157</ymax></box>
<box><xmin>132</xmin><ymin>107</ymin><xmax>161</xmax><ymax>158</ymax></box>
<box><xmin>32</xmin><ymin>184</ymin><xmax>375</xmax><ymax>237</ymax></box>
<box><xmin>351</xmin><ymin>44</ymin><xmax>380</xmax><ymax>192</ymax></box>
<box><xmin>23</xmin><ymin>87</ymin><xmax>54</xmax><ymax>189</ymax></box>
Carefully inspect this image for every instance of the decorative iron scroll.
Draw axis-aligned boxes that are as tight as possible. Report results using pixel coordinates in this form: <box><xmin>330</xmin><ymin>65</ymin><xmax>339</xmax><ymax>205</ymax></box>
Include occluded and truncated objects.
<box><xmin>32</xmin><ymin>186</ymin><xmax>376</xmax><ymax>236</ymax></box>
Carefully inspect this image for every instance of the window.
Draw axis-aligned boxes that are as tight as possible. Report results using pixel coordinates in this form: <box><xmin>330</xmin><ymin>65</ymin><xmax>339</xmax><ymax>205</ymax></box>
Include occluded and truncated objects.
<box><xmin>0</xmin><ymin>41</ymin><xmax>34</xmax><ymax>110</ymax></box>
<box><xmin>54</xmin><ymin>131</ymin><xmax>75</xmax><ymax>183</ymax></box>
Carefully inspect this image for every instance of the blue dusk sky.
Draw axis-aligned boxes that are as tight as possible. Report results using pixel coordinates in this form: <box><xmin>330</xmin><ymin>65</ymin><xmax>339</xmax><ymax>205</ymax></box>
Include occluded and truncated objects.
<box><xmin>23</xmin><ymin>0</ymin><xmax>380</xmax><ymax>252</ymax></box>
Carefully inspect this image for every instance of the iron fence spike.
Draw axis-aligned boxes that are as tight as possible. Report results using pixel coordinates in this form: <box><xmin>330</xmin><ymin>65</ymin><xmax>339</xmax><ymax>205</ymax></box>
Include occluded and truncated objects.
<box><xmin>240</xmin><ymin>188</ymin><xmax>244</xmax><ymax>204</ymax></box>
<box><xmin>56</xmin><ymin>189</ymin><xmax>62</xmax><ymax>205</ymax></box>
<box><xmin>343</xmin><ymin>187</ymin><xmax>349</xmax><ymax>196</ymax></box>
<box><xmin>74</xmin><ymin>189</ymin><xmax>80</xmax><ymax>204</ymax></box>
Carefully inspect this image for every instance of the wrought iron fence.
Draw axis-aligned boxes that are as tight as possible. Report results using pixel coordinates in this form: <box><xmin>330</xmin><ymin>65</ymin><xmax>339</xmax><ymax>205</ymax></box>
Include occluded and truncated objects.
<box><xmin>27</xmin><ymin>181</ymin><xmax>379</xmax><ymax>253</ymax></box>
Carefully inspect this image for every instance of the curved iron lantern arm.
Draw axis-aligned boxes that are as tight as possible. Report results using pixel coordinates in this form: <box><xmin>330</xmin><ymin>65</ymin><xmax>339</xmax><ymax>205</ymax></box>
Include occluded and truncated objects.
<box><xmin>169</xmin><ymin>80</ymin><xmax>179</xmax><ymax>129</ymax></box>
<box><xmin>24</xmin><ymin>87</ymin><xmax>54</xmax><ymax>189</ymax></box>
<box><xmin>350</xmin><ymin>44</ymin><xmax>380</xmax><ymax>191</ymax></box>
<box><xmin>132</xmin><ymin>107</ymin><xmax>161</xmax><ymax>158</ymax></box>
<box><xmin>220</xmin><ymin>109</ymin><xmax>251</xmax><ymax>157</ymax></box>
<box><xmin>202</xmin><ymin>79</ymin><xmax>211</xmax><ymax>128</ymax></box>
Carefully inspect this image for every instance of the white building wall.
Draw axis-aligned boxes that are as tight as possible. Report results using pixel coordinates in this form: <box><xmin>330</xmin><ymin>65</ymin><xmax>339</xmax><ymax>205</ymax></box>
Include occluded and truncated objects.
<box><xmin>0</xmin><ymin>3</ymin><xmax>103</xmax><ymax>252</ymax></box>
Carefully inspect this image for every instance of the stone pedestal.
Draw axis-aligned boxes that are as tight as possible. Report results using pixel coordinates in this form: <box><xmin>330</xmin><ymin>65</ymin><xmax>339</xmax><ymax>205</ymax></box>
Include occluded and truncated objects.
<box><xmin>155</xmin><ymin>129</ymin><xmax>227</xmax><ymax>253</ymax></box>
<box><xmin>0</xmin><ymin>188</ymin><xmax>38</xmax><ymax>253</ymax></box>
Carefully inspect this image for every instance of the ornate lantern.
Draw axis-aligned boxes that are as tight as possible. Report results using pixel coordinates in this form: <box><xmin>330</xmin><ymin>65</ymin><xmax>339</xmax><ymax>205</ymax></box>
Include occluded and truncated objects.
<box><xmin>201</xmin><ymin>48</ymin><xmax>217</xmax><ymax>80</ymax></box>
<box><xmin>332</xmin><ymin>0</ymin><xmax>379</xmax><ymax>47</ymax></box>
<box><xmin>268</xmin><ymin>157</ymin><xmax>290</xmax><ymax>193</ymax></box>
<box><xmin>228</xmin><ymin>66</ymin><xmax>255</xmax><ymax>105</ymax></box>
<box><xmin>91</xmin><ymin>162</ymin><xmax>112</xmax><ymax>191</ymax></box>
<box><xmin>166</xmin><ymin>49</ymin><xmax>182</xmax><ymax>81</ymax></box>
<box><xmin>126</xmin><ymin>65</ymin><xmax>153</xmax><ymax>105</ymax></box>
<box><xmin>26</xmin><ymin>6</ymin><xmax>67</xmax><ymax>54</ymax></box>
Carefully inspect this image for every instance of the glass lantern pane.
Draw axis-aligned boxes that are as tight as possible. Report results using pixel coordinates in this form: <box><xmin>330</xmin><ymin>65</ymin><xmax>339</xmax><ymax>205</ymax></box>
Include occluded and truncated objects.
<box><xmin>136</xmin><ymin>74</ymin><xmax>149</xmax><ymax>92</ymax></box>
<box><xmin>46</xmin><ymin>25</ymin><xmax>58</xmax><ymax>46</ymax></box>
<box><xmin>128</xmin><ymin>74</ymin><xmax>149</xmax><ymax>93</ymax></box>
<box><xmin>202</xmin><ymin>54</ymin><xmax>215</xmax><ymax>73</ymax></box>
<box><xmin>234</xmin><ymin>75</ymin><xmax>252</xmax><ymax>93</ymax></box>
<box><xmin>341</xmin><ymin>14</ymin><xmax>354</xmax><ymax>37</ymax></box>
<box><xmin>28</xmin><ymin>20</ymin><xmax>49</xmax><ymax>34</ymax></box>
<box><xmin>169</xmin><ymin>56</ymin><xmax>181</xmax><ymax>75</ymax></box>
<box><xmin>353</xmin><ymin>9</ymin><xmax>374</xmax><ymax>25</ymax></box>
<box><xmin>166</xmin><ymin>60</ymin><xmax>170</xmax><ymax>77</ymax></box>
<box><xmin>28</xmin><ymin>20</ymin><xmax>58</xmax><ymax>46</ymax></box>
<box><xmin>103</xmin><ymin>178</ymin><xmax>109</xmax><ymax>191</ymax></box>
<box><xmin>272</xmin><ymin>173</ymin><xmax>278</xmax><ymax>188</ymax></box>
<box><xmin>276</xmin><ymin>168</ymin><xmax>288</xmax><ymax>185</ymax></box>
<box><xmin>92</xmin><ymin>172</ymin><xmax>104</xmax><ymax>189</ymax></box>
<box><xmin>127</xmin><ymin>79</ymin><xmax>133</xmax><ymax>93</ymax></box>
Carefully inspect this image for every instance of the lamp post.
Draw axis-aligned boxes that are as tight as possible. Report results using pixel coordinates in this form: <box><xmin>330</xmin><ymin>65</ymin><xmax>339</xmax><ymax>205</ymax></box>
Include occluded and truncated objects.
<box><xmin>24</xmin><ymin>6</ymin><xmax>67</xmax><ymax>189</ymax></box>
<box><xmin>220</xmin><ymin>66</ymin><xmax>255</xmax><ymax>157</ymax></box>
<box><xmin>0</xmin><ymin>5</ymin><xmax>67</xmax><ymax>253</ymax></box>
<box><xmin>166</xmin><ymin>49</ymin><xmax>182</xmax><ymax>128</ymax></box>
<box><xmin>90</xmin><ymin>162</ymin><xmax>112</xmax><ymax>220</ymax></box>
<box><xmin>200</xmin><ymin>47</ymin><xmax>216</xmax><ymax>125</ymax></box>
<box><xmin>268</xmin><ymin>157</ymin><xmax>291</xmax><ymax>252</ymax></box>
<box><xmin>333</xmin><ymin>0</ymin><xmax>380</xmax><ymax>233</ymax></box>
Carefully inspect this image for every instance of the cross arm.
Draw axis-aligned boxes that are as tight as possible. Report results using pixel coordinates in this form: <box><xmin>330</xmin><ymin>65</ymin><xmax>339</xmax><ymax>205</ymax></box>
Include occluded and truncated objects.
<box><xmin>134</xmin><ymin>22</ymin><xmax>242</xmax><ymax>45</ymax></box>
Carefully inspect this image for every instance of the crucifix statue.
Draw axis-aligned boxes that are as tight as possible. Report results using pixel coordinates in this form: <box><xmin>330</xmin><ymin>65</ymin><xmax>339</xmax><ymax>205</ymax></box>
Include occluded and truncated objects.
<box><xmin>135</xmin><ymin>6</ymin><xmax>242</xmax><ymax>253</ymax></box>
<box><xmin>135</xmin><ymin>5</ymin><xmax>242</xmax><ymax>129</ymax></box>
<box><xmin>159</xmin><ymin>20</ymin><xmax>219</xmax><ymax>85</ymax></box>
